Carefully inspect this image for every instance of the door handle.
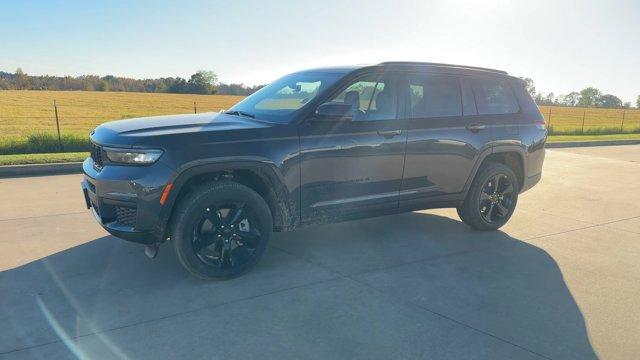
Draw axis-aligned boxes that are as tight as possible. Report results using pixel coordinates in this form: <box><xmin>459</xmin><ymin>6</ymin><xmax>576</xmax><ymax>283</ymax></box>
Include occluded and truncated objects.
<box><xmin>466</xmin><ymin>123</ymin><xmax>486</xmax><ymax>133</ymax></box>
<box><xmin>377</xmin><ymin>129</ymin><xmax>402</xmax><ymax>138</ymax></box>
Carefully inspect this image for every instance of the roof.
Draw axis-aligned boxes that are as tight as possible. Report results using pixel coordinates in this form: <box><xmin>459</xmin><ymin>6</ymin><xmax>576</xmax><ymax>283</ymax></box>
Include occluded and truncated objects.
<box><xmin>296</xmin><ymin>65</ymin><xmax>366</xmax><ymax>73</ymax></box>
<box><xmin>296</xmin><ymin>62</ymin><xmax>510</xmax><ymax>77</ymax></box>
<box><xmin>378</xmin><ymin>61</ymin><xmax>508</xmax><ymax>75</ymax></box>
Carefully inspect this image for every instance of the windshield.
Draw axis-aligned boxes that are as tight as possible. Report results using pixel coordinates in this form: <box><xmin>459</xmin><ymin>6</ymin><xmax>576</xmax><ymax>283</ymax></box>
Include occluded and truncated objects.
<box><xmin>228</xmin><ymin>71</ymin><xmax>345</xmax><ymax>123</ymax></box>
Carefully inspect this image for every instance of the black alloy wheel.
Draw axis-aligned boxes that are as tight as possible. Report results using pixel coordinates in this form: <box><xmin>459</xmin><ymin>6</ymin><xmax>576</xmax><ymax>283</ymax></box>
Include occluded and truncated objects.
<box><xmin>457</xmin><ymin>162</ymin><xmax>519</xmax><ymax>231</ymax></box>
<box><xmin>192</xmin><ymin>202</ymin><xmax>262</xmax><ymax>269</ymax></box>
<box><xmin>172</xmin><ymin>181</ymin><xmax>272</xmax><ymax>280</ymax></box>
<box><xmin>478</xmin><ymin>173</ymin><xmax>515</xmax><ymax>224</ymax></box>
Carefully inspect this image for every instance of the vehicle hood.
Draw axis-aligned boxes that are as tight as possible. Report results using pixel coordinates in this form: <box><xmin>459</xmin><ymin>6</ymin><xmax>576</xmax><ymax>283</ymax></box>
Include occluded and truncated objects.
<box><xmin>90</xmin><ymin>112</ymin><xmax>273</xmax><ymax>147</ymax></box>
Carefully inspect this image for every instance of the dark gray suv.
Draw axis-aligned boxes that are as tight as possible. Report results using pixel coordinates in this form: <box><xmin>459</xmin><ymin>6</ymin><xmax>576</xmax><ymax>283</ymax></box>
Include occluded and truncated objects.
<box><xmin>82</xmin><ymin>61</ymin><xmax>546</xmax><ymax>279</ymax></box>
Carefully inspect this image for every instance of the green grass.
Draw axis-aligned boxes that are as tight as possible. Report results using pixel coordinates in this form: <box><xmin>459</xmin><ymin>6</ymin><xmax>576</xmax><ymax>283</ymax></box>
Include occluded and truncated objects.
<box><xmin>0</xmin><ymin>152</ymin><xmax>88</xmax><ymax>165</ymax></box>
<box><xmin>547</xmin><ymin>125</ymin><xmax>640</xmax><ymax>136</ymax></box>
<box><xmin>547</xmin><ymin>133</ymin><xmax>640</xmax><ymax>142</ymax></box>
<box><xmin>1</xmin><ymin>133</ymin><xmax>638</xmax><ymax>165</ymax></box>
<box><xmin>0</xmin><ymin>132</ymin><xmax>89</xmax><ymax>155</ymax></box>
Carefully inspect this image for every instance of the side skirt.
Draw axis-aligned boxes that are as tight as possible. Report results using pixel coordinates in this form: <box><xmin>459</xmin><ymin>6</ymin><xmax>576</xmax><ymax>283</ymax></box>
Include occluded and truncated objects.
<box><xmin>295</xmin><ymin>193</ymin><xmax>465</xmax><ymax>230</ymax></box>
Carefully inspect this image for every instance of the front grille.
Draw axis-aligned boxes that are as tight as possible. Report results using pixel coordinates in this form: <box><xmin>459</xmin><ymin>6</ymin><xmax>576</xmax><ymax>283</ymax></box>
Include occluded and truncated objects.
<box><xmin>115</xmin><ymin>206</ymin><xmax>137</xmax><ymax>227</ymax></box>
<box><xmin>90</xmin><ymin>143</ymin><xmax>104</xmax><ymax>167</ymax></box>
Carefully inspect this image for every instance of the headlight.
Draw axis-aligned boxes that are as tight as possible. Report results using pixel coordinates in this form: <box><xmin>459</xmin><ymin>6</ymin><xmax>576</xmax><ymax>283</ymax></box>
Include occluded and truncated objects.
<box><xmin>104</xmin><ymin>148</ymin><xmax>163</xmax><ymax>165</ymax></box>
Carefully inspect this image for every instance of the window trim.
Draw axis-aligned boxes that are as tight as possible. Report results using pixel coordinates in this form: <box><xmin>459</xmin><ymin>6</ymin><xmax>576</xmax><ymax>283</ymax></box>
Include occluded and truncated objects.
<box><xmin>459</xmin><ymin>76</ymin><xmax>478</xmax><ymax>116</ymax></box>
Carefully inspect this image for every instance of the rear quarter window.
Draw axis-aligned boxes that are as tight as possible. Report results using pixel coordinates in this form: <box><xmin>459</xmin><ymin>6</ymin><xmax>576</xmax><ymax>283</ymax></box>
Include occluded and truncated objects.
<box><xmin>471</xmin><ymin>78</ymin><xmax>519</xmax><ymax>115</ymax></box>
<box><xmin>510</xmin><ymin>79</ymin><xmax>540</xmax><ymax>114</ymax></box>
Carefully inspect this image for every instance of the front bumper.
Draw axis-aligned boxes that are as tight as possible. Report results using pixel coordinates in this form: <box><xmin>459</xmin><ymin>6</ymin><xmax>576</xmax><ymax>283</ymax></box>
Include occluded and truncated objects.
<box><xmin>521</xmin><ymin>172</ymin><xmax>541</xmax><ymax>193</ymax></box>
<box><xmin>81</xmin><ymin>157</ymin><xmax>173</xmax><ymax>244</ymax></box>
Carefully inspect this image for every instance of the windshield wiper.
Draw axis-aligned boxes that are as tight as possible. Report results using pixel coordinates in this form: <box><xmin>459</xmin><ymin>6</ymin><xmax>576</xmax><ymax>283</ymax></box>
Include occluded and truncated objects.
<box><xmin>224</xmin><ymin>110</ymin><xmax>255</xmax><ymax>119</ymax></box>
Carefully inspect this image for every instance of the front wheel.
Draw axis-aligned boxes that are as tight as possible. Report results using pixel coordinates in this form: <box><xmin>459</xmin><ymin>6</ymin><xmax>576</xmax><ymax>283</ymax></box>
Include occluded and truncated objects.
<box><xmin>457</xmin><ymin>162</ymin><xmax>519</xmax><ymax>231</ymax></box>
<box><xmin>171</xmin><ymin>181</ymin><xmax>272</xmax><ymax>280</ymax></box>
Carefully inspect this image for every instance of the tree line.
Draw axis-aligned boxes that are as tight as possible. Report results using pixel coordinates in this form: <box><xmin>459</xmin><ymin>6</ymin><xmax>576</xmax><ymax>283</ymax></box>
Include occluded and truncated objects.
<box><xmin>1</xmin><ymin>68</ymin><xmax>637</xmax><ymax>108</ymax></box>
<box><xmin>0</xmin><ymin>68</ymin><xmax>264</xmax><ymax>96</ymax></box>
<box><xmin>521</xmin><ymin>78</ymin><xmax>639</xmax><ymax>109</ymax></box>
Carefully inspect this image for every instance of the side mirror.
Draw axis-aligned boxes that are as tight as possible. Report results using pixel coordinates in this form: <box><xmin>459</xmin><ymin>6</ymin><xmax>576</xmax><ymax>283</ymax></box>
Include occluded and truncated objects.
<box><xmin>314</xmin><ymin>102</ymin><xmax>354</xmax><ymax>121</ymax></box>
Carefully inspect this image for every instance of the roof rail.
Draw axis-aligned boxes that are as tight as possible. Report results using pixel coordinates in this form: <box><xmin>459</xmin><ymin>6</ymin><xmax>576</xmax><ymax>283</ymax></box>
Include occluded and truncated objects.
<box><xmin>378</xmin><ymin>61</ymin><xmax>508</xmax><ymax>75</ymax></box>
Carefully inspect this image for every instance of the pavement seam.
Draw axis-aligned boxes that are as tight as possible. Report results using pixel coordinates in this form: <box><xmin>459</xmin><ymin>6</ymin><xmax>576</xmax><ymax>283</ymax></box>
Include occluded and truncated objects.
<box><xmin>0</xmin><ymin>275</ymin><xmax>344</xmax><ymax>355</ymax></box>
<box><xmin>345</xmin><ymin>276</ymin><xmax>552</xmax><ymax>360</ymax></box>
<box><xmin>526</xmin><ymin>223</ymin><xmax>607</xmax><ymax>241</ymax></box>
<box><xmin>268</xmin><ymin>242</ymin><xmax>551</xmax><ymax>358</ymax></box>
<box><xmin>596</xmin><ymin>214</ymin><xmax>640</xmax><ymax>226</ymax></box>
<box><xmin>268</xmin><ymin>243</ymin><xmax>348</xmax><ymax>277</ymax></box>
<box><xmin>0</xmin><ymin>211</ymin><xmax>86</xmax><ymax>222</ymax></box>
<box><xmin>346</xmin><ymin>245</ymin><xmax>499</xmax><ymax>278</ymax></box>
<box><xmin>526</xmin><ymin>215</ymin><xmax>640</xmax><ymax>242</ymax></box>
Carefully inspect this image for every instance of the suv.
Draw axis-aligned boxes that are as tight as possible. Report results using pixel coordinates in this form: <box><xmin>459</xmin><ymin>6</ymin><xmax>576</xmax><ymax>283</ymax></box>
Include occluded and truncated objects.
<box><xmin>82</xmin><ymin>62</ymin><xmax>546</xmax><ymax>279</ymax></box>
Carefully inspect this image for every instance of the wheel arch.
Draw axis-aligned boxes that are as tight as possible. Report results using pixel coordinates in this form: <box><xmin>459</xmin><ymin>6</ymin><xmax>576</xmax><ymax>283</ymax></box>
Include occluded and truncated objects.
<box><xmin>464</xmin><ymin>145</ymin><xmax>526</xmax><ymax>194</ymax></box>
<box><xmin>159</xmin><ymin>160</ymin><xmax>297</xmax><ymax>240</ymax></box>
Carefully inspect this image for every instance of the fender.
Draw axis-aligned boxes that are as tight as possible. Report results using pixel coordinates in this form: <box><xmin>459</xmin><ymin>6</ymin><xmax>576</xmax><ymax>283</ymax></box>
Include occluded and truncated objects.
<box><xmin>462</xmin><ymin>143</ymin><xmax>527</xmax><ymax>194</ymax></box>
<box><xmin>156</xmin><ymin>157</ymin><xmax>297</xmax><ymax>238</ymax></box>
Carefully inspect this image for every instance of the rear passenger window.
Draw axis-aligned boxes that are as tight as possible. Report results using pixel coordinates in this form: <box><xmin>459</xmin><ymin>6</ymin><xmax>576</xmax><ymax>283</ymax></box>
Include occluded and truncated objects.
<box><xmin>471</xmin><ymin>78</ymin><xmax>519</xmax><ymax>115</ymax></box>
<box><xmin>409</xmin><ymin>75</ymin><xmax>461</xmax><ymax>118</ymax></box>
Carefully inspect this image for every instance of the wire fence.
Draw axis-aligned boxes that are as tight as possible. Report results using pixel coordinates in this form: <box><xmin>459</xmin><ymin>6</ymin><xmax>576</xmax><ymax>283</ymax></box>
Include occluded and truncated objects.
<box><xmin>0</xmin><ymin>94</ymin><xmax>243</xmax><ymax>148</ymax></box>
<box><xmin>1</xmin><ymin>97</ymin><xmax>639</xmax><ymax>152</ymax></box>
<box><xmin>538</xmin><ymin>105</ymin><xmax>640</xmax><ymax>135</ymax></box>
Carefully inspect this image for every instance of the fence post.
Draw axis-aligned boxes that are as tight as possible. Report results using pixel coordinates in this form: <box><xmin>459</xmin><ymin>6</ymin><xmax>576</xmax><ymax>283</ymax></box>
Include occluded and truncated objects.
<box><xmin>547</xmin><ymin>107</ymin><xmax>552</xmax><ymax>128</ymax></box>
<box><xmin>194</xmin><ymin>101</ymin><xmax>197</xmax><ymax>114</ymax></box>
<box><xmin>621</xmin><ymin>110</ymin><xmax>626</xmax><ymax>133</ymax></box>
<box><xmin>581</xmin><ymin>108</ymin><xmax>586</xmax><ymax>134</ymax></box>
<box><xmin>53</xmin><ymin>100</ymin><xmax>62</xmax><ymax>151</ymax></box>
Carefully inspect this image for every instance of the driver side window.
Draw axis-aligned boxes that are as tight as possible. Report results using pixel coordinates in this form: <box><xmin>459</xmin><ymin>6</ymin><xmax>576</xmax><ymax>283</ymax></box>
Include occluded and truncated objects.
<box><xmin>329</xmin><ymin>74</ymin><xmax>398</xmax><ymax>121</ymax></box>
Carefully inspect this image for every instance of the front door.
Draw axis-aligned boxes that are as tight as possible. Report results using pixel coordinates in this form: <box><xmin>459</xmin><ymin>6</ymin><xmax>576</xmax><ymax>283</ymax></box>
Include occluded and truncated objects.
<box><xmin>299</xmin><ymin>72</ymin><xmax>407</xmax><ymax>221</ymax></box>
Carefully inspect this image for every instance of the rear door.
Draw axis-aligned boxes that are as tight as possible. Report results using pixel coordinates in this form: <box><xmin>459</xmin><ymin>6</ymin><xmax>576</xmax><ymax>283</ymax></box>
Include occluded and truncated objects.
<box><xmin>399</xmin><ymin>73</ymin><xmax>494</xmax><ymax>207</ymax></box>
<box><xmin>298</xmin><ymin>71</ymin><xmax>407</xmax><ymax>221</ymax></box>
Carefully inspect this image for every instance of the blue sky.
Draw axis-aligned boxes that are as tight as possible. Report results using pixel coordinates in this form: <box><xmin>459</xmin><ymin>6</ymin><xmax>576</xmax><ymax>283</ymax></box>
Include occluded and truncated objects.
<box><xmin>1</xmin><ymin>0</ymin><xmax>638</xmax><ymax>102</ymax></box>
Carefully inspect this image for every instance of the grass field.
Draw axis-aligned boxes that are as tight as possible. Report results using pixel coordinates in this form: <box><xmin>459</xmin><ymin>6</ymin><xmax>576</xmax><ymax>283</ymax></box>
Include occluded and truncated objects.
<box><xmin>0</xmin><ymin>152</ymin><xmax>88</xmax><ymax>166</ymax></box>
<box><xmin>538</xmin><ymin>105</ymin><xmax>640</xmax><ymax>134</ymax></box>
<box><xmin>1</xmin><ymin>90</ymin><xmax>640</xmax><ymax>156</ymax></box>
<box><xmin>0</xmin><ymin>90</ymin><xmax>244</xmax><ymax>138</ymax></box>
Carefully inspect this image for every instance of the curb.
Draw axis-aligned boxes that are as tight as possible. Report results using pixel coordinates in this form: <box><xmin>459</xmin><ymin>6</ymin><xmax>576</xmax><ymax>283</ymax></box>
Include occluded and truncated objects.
<box><xmin>546</xmin><ymin>139</ymin><xmax>640</xmax><ymax>148</ymax></box>
<box><xmin>0</xmin><ymin>162</ymin><xmax>83</xmax><ymax>178</ymax></box>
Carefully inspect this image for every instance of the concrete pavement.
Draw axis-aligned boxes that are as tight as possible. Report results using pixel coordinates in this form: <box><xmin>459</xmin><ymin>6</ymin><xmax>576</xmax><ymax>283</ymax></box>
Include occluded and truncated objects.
<box><xmin>1</xmin><ymin>146</ymin><xmax>640</xmax><ymax>359</ymax></box>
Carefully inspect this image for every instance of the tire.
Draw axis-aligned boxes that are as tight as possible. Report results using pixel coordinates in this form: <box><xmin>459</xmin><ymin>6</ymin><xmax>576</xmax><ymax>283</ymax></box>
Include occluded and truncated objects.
<box><xmin>171</xmin><ymin>180</ymin><xmax>272</xmax><ymax>280</ymax></box>
<box><xmin>457</xmin><ymin>162</ymin><xmax>519</xmax><ymax>231</ymax></box>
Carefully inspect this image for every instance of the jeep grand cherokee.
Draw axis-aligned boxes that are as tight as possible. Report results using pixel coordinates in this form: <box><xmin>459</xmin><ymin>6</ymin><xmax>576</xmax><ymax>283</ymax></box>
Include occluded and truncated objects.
<box><xmin>82</xmin><ymin>62</ymin><xmax>546</xmax><ymax>279</ymax></box>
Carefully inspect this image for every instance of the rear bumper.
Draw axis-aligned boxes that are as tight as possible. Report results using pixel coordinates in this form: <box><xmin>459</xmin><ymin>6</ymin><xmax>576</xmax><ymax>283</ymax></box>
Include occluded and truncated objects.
<box><xmin>521</xmin><ymin>140</ymin><xmax>545</xmax><ymax>193</ymax></box>
<box><xmin>81</xmin><ymin>157</ymin><xmax>173</xmax><ymax>245</ymax></box>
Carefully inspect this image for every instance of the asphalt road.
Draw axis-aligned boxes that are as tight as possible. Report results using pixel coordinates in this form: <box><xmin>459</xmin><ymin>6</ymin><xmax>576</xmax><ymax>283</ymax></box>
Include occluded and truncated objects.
<box><xmin>1</xmin><ymin>145</ymin><xmax>639</xmax><ymax>359</ymax></box>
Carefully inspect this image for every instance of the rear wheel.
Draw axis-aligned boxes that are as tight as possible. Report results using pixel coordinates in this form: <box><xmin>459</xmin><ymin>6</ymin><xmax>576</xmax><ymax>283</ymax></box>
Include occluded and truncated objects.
<box><xmin>171</xmin><ymin>181</ymin><xmax>272</xmax><ymax>280</ymax></box>
<box><xmin>457</xmin><ymin>162</ymin><xmax>519</xmax><ymax>231</ymax></box>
